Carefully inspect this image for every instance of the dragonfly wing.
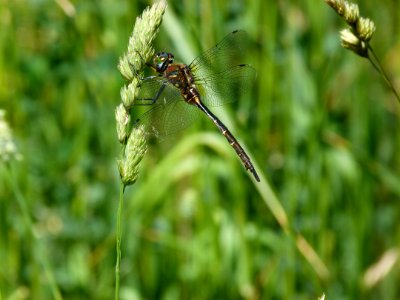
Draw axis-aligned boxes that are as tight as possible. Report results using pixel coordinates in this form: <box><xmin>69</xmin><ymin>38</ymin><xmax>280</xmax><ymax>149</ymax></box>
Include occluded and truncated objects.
<box><xmin>135</xmin><ymin>76</ymin><xmax>166</xmax><ymax>105</ymax></box>
<box><xmin>189</xmin><ymin>30</ymin><xmax>256</xmax><ymax>107</ymax></box>
<box><xmin>189</xmin><ymin>30</ymin><xmax>251</xmax><ymax>78</ymax></box>
<box><xmin>134</xmin><ymin>30</ymin><xmax>255</xmax><ymax>138</ymax></box>
<box><xmin>159</xmin><ymin>98</ymin><xmax>201</xmax><ymax>139</ymax></box>
<box><xmin>195</xmin><ymin>64</ymin><xmax>256</xmax><ymax>107</ymax></box>
<box><xmin>134</xmin><ymin>82</ymin><xmax>201</xmax><ymax>139</ymax></box>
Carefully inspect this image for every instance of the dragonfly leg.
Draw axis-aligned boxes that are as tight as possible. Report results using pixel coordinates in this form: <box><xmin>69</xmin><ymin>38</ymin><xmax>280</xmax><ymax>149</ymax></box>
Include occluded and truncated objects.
<box><xmin>124</xmin><ymin>50</ymin><xmax>156</xmax><ymax>80</ymax></box>
<box><xmin>133</xmin><ymin>50</ymin><xmax>160</xmax><ymax>73</ymax></box>
<box><xmin>135</xmin><ymin>82</ymin><xmax>167</xmax><ymax>106</ymax></box>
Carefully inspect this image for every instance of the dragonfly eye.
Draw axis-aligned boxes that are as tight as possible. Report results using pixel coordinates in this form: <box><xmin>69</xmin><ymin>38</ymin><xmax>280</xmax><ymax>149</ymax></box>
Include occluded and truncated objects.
<box><xmin>154</xmin><ymin>52</ymin><xmax>174</xmax><ymax>72</ymax></box>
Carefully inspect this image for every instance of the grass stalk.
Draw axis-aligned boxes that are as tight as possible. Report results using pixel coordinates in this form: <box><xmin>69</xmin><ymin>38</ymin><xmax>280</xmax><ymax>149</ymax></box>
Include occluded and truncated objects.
<box><xmin>114</xmin><ymin>1</ymin><xmax>167</xmax><ymax>298</ymax></box>
<box><xmin>367</xmin><ymin>44</ymin><xmax>400</xmax><ymax>103</ymax></box>
<box><xmin>114</xmin><ymin>182</ymin><xmax>125</xmax><ymax>300</ymax></box>
<box><xmin>325</xmin><ymin>0</ymin><xmax>400</xmax><ymax>104</ymax></box>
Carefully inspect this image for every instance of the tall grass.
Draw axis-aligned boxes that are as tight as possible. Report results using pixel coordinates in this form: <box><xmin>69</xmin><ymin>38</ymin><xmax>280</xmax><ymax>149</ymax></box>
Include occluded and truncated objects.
<box><xmin>0</xmin><ymin>0</ymin><xmax>399</xmax><ymax>299</ymax></box>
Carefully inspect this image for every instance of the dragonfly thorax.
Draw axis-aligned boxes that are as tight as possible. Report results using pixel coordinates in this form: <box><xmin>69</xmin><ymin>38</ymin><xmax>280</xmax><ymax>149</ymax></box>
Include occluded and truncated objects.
<box><xmin>153</xmin><ymin>52</ymin><xmax>174</xmax><ymax>73</ymax></box>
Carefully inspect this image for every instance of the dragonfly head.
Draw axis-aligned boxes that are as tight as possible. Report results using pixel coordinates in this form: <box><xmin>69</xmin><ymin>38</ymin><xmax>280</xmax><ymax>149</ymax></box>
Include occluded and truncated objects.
<box><xmin>153</xmin><ymin>52</ymin><xmax>174</xmax><ymax>72</ymax></box>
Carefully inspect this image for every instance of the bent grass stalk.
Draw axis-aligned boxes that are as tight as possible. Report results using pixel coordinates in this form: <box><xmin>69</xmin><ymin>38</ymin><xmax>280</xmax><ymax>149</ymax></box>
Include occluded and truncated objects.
<box><xmin>115</xmin><ymin>1</ymin><xmax>167</xmax><ymax>299</ymax></box>
<box><xmin>324</xmin><ymin>0</ymin><xmax>400</xmax><ymax>103</ymax></box>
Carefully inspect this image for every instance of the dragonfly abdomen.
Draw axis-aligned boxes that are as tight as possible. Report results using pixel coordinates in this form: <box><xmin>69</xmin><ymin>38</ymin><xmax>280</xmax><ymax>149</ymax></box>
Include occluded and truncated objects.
<box><xmin>196</xmin><ymin>101</ymin><xmax>260</xmax><ymax>182</ymax></box>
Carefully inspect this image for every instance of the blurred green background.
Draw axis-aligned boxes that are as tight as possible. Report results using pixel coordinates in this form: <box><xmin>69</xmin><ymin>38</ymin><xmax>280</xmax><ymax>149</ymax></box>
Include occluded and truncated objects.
<box><xmin>1</xmin><ymin>0</ymin><xmax>400</xmax><ymax>299</ymax></box>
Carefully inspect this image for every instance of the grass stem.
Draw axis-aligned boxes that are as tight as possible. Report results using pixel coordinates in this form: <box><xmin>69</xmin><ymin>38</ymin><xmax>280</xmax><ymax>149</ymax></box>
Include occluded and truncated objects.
<box><xmin>367</xmin><ymin>44</ymin><xmax>400</xmax><ymax>103</ymax></box>
<box><xmin>115</xmin><ymin>182</ymin><xmax>125</xmax><ymax>300</ymax></box>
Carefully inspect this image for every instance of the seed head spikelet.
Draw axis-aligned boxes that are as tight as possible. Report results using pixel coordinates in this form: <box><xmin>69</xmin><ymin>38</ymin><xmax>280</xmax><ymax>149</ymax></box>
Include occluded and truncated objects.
<box><xmin>325</xmin><ymin>0</ymin><xmax>358</xmax><ymax>25</ymax></box>
<box><xmin>324</xmin><ymin>0</ymin><xmax>400</xmax><ymax>103</ymax></box>
<box><xmin>117</xmin><ymin>125</ymin><xmax>147</xmax><ymax>186</ymax></box>
<box><xmin>324</xmin><ymin>0</ymin><xmax>375</xmax><ymax>48</ymax></box>
<box><xmin>356</xmin><ymin>17</ymin><xmax>376</xmax><ymax>42</ymax></box>
<box><xmin>120</xmin><ymin>83</ymin><xmax>136</xmax><ymax>108</ymax></box>
<box><xmin>115</xmin><ymin>104</ymin><xmax>130</xmax><ymax>143</ymax></box>
<box><xmin>340</xmin><ymin>28</ymin><xmax>368</xmax><ymax>57</ymax></box>
<box><xmin>343</xmin><ymin>2</ymin><xmax>359</xmax><ymax>25</ymax></box>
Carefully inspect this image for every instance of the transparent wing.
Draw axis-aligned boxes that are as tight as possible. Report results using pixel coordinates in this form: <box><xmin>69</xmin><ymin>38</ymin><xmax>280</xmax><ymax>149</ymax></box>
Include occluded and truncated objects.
<box><xmin>133</xmin><ymin>30</ymin><xmax>255</xmax><ymax>139</ymax></box>
<box><xmin>189</xmin><ymin>30</ymin><xmax>256</xmax><ymax>107</ymax></box>
<box><xmin>135</xmin><ymin>76</ymin><xmax>168</xmax><ymax>105</ymax></box>
<box><xmin>196</xmin><ymin>64</ymin><xmax>256</xmax><ymax>107</ymax></box>
<box><xmin>134</xmin><ymin>79</ymin><xmax>200</xmax><ymax>139</ymax></box>
<box><xmin>190</xmin><ymin>30</ymin><xmax>250</xmax><ymax>76</ymax></box>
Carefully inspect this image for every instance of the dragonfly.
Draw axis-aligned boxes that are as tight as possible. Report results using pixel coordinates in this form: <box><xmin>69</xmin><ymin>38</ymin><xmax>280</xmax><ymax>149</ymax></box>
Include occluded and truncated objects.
<box><xmin>134</xmin><ymin>30</ymin><xmax>260</xmax><ymax>182</ymax></box>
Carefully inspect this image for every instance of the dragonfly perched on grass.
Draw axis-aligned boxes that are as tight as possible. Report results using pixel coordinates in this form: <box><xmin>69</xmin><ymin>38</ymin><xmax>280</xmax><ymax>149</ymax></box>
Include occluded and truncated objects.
<box><xmin>135</xmin><ymin>30</ymin><xmax>260</xmax><ymax>182</ymax></box>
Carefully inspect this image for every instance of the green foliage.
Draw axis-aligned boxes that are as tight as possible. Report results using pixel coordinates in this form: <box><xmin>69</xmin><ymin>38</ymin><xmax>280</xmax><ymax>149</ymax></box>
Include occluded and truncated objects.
<box><xmin>1</xmin><ymin>0</ymin><xmax>400</xmax><ymax>299</ymax></box>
